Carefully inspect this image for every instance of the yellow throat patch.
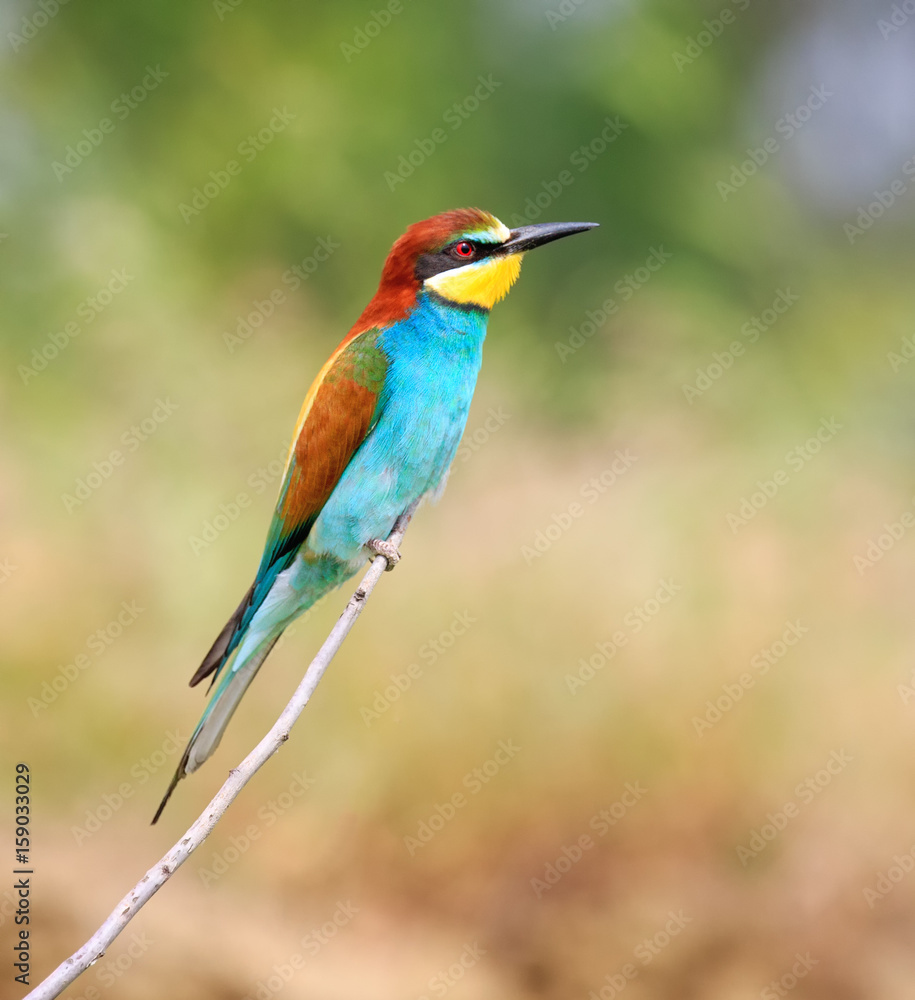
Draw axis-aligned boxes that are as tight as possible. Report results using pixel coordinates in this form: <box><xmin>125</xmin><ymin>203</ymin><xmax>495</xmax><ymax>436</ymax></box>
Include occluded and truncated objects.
<box><xmin>425</xmin><ymin>253</ymin><xmax>523</xmax><ymax>310</ymax></box>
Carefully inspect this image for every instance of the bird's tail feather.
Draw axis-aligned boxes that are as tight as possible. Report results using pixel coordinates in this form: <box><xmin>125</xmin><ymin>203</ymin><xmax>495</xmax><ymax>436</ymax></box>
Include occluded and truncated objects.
<box><xmin>153</xmin><ymin>553</ymin><xmax>359</xmax><ymax>824</ymax></box>
<box><xmin>189</xmin><ymin>582</ymin><xmax>256</xmax><ymax>690</ymax></box>
<box><xmin>152</xmin><ymin>633</ymin><xmax>279</xmax><ymax>823</ymax></box>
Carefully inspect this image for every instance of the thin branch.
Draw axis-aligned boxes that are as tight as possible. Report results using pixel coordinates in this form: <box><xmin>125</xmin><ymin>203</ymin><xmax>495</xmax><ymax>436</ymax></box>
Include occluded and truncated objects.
<box><xmin>27</xmin><ymin>505</ymin><xmax>417</xmax><ymax>1000</ymax></box>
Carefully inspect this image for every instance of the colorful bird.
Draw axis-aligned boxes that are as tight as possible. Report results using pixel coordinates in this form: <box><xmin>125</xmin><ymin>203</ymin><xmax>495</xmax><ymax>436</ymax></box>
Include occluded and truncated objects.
<box><xmin>153</xmin><ymin>208</ymin><xmax>597</xmax><ymax>822</ymax></box>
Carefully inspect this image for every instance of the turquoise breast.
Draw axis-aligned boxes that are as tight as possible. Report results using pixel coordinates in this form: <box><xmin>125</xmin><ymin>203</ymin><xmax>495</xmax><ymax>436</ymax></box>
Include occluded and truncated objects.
<box><xmin>307</xmin><ymin>292</ymin><xmax>489</xmax><ymax>563</ymax></box>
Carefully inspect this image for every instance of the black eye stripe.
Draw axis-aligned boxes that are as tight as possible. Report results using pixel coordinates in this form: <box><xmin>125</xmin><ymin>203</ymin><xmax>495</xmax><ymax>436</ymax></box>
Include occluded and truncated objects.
<box><xmin>414</xmin><ymin>239</ymin><xmax>503</xmax><ymax>281</ymax></box>
<box><xmin>445</xmin><ymin>240</ymin><xmax>500</xmax><ymax>259</ymax></box>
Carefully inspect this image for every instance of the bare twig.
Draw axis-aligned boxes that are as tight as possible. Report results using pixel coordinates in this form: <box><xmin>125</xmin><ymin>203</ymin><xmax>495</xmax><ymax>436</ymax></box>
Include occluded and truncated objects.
<box><xmin>27</xmin><ymin>506</ymin><xmax>417</xmax><ymax>1000</ymax></box>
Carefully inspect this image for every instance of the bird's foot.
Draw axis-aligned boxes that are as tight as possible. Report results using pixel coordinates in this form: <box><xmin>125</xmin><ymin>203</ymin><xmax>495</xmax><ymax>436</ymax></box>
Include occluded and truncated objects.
<box><xmin>366</xmin><ymin>538</ymin><xmax>401</xmax><ymax>571</ymax></box>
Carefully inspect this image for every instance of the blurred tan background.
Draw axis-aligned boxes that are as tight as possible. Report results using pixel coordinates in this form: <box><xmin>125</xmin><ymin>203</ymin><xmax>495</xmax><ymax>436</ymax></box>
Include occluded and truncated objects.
<box><xmin>5</xmin><ymin>1</ymin><xmax>915</xmax><ymax>997</ymax></box>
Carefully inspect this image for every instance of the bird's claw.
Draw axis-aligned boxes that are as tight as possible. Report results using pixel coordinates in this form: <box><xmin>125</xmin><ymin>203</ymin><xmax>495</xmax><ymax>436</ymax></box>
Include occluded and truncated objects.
<box><xmin>367</xmin><ymin>538</ymin><xmax>401</xmax><ymax>571</ymax></box>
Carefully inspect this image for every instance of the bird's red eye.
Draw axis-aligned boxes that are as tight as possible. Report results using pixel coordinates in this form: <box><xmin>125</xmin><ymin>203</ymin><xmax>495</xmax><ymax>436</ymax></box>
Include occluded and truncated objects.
<box><xmin>453</xmin><ymin>241</ymin><xmax>475</xmax><ymax>258</ymax></box>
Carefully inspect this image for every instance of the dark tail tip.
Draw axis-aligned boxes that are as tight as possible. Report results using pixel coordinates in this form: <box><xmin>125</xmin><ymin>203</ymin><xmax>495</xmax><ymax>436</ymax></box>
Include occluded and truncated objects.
<box><xmin>190</xmin><ymin>582</ymin><xmax>256</xmax><ymax>688</ymax></box>
<box><xmin>151</xmin><ymin>765</ymin><xmax>183</xmax><ymax>825</ymax></box>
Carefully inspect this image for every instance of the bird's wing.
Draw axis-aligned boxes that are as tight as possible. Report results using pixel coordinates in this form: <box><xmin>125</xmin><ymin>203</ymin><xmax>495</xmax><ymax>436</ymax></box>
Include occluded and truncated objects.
<box><xmin>189</xmin><ymin>328</ymin><xmax>388</xmax><ymax>687</ymax></box>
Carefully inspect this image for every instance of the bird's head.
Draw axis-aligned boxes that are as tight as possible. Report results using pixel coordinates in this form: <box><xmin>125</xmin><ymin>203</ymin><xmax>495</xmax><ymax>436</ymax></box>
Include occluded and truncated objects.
<box><xmin>355</xmin><ymin>208</ymin><xmax>598</xmax><ymax>329</ymax></box>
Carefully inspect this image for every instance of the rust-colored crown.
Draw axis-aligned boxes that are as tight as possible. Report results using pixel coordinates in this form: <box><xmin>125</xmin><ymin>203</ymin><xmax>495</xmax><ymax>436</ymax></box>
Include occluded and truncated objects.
<box><xmin>352</xmin><ymin>208</ymin><xmax>498</xmax><ymax>332</ymax></box>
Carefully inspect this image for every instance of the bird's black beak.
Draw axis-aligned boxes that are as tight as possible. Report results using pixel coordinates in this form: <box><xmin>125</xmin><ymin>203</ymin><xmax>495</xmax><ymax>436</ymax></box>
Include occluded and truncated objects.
<box><xmin>501</xmin><ymin>221</ymin><xmax>599</xmax><ymax>254</ymax></box>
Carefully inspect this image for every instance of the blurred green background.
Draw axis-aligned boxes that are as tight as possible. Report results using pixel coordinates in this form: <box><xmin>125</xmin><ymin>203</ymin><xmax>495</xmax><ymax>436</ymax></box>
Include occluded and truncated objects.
<box><xmin>5</xmin><ymin>0</ymin><xmax>915</xmax><ymax>997</ymax></box>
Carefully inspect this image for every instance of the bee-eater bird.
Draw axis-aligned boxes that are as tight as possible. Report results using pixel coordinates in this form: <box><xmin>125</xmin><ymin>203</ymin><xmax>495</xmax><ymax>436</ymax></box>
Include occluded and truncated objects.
<box><xmin>153</xmin><ymin>208</ymin><xmax>597</xmax><ymax>822</ymax></box>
